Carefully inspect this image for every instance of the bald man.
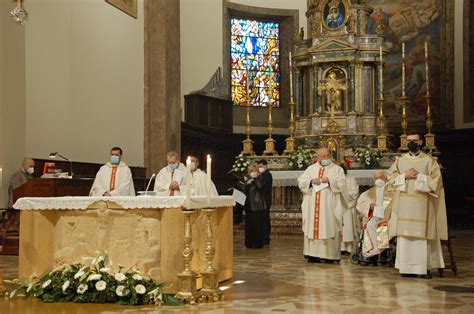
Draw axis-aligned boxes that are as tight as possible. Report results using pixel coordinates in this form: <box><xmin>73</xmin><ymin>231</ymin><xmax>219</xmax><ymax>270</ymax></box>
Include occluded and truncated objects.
<box><xmin>8</xmin><ymin>157</ymin><xmax>35</xmax><ymax>207</ymax></box>
<box><xmin>356</xmin><ymin>170</ymin><xmax>393</xmax><ymax>263</ymax></box>
<box><xmin>298</xmin><ymin>148</ymin><xmax>346</xmax><ymax>263</ymax></box>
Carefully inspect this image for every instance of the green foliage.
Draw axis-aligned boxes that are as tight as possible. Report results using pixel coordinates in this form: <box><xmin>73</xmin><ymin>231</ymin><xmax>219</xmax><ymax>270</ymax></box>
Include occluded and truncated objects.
<box><xmin>5</xmin><ymin>252</ymin><xmax>182</xmax><ymax>307</ymax></box>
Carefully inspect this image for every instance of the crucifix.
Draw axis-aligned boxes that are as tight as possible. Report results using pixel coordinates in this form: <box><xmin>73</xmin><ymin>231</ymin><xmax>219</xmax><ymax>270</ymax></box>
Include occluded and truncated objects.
<box><xmin>318</xmin><ymin>71</ymin><xmax>347</xmax><ymax>133</ymax></box>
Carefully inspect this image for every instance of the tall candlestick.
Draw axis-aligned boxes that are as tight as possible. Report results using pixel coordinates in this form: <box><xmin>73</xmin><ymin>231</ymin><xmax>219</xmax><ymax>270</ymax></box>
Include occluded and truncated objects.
<box><xmin>246</xmin><ymin>59</ymin><xmax>250</xmax><ymax>103</ymax></box>
<box><xmin>206</xmin><ymin>155</ymin><xmax>212</xmax><ymax>206</ymax></box>
<box><xmin>185</xmin><ymin>156</ymin><xmax>191</xmax><ymax>207</ymax></box>
<box><xmin>379</xmin><ymin>46</ymin><xmax>383</xmax><ymax>98</ymax></box>
<box><xmin>289</xmin><ymin>51</ymin><xmax>294</xmax><ymax>102</ymax></box>
<box><xmin>402</xmin><ymin>42</ymin><xmax>406</xmax><ymax>97</ymax></box>
<box><xmin>425</xmin><ymin>41</ymin><xmax>430</xmax><ymax>96</ymax></box>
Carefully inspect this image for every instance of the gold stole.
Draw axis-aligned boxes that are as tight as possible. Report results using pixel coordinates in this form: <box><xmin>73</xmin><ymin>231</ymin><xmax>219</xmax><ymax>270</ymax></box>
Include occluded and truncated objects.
<box><xmin>313</xmin><ymin>167</ymin><xmax>324</xmax><ymax>239</ymax></box>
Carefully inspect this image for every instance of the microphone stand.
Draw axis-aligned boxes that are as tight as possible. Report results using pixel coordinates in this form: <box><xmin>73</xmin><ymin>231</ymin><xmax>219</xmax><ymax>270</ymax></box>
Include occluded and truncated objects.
<box><xmin>144</xmin><ymin>174</ymin><xmax>156</xmax><ymax>196</ymax></box>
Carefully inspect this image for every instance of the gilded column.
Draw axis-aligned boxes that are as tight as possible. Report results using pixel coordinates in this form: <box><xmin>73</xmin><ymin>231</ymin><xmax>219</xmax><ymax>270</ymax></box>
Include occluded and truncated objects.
<box><xmin>313</xmin><ymin>66</ymin><xmax>319</xmax><ymax>114</ymax></box>
<box><xmin>349</xmin><ymin>64</ymin><xmax>356</xmax><ymax>112</ymax></box>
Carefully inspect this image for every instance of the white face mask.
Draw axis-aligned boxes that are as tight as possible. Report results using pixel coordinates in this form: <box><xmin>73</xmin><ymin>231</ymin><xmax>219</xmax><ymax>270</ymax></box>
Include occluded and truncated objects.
<box><xmin>258</xmin><ymin>167</ymin><xmax>266</xmax><ymax>173</ymax></box>
<box><xmin>374</xmin><ymin>179</ymin><xmax>385</xmax><ymax>187</ymax></box>
<box><xmin>250</xmin><ymin>171</ymin><xmax>258</xmax><ymax>178</ymax></box>
<box><xmin>27</xmin><ymin>167</ymin><xmax>34</xmax><ymax>175</ymax></box>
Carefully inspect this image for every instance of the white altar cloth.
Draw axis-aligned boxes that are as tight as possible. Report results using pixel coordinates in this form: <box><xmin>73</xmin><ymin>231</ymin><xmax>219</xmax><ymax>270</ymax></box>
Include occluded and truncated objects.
<box><xmin>270</xmin><ymin>169</ymin><xmax>382</xmax><ymax>187</ymax></box>
<box><xmin>13</xmin><ymin>195</ymin><xmax>235</xmax><ymax>211</ymax></box>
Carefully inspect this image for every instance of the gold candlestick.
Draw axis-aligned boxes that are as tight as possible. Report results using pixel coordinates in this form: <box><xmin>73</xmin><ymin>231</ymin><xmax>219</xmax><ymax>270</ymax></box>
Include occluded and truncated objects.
<box><xmin>241</xmin><ymin>60</ymin><xmax>255</xmax><ymax>156</ymax></box>
<box><xmin>264</xmin><ymin>84</ymin><xmax>277</xmax><ymax>156</ymax></box>
<box><xmin>284</xmin><ymin>52</ymin><xmax>296</xmax><ymax>155</ymax></box>
<box><xmin>175</xmin><ymin>209</ymin><xmax>198</xmax><ymax>304</ymax></box>
<box><xmin>199</xmin><ymin>208</ymin><xmax>223</xmax><ymax>302</ymax></box>
<box><xmin>424</xmin><ymin>93</ymin><xmax>437</xmax><ymax>152</ymax></box>
<box><xmin>398</xmin><ymin>95</ymin><xmax>408</xmax><ymax>152</ymax></box>
<box><xmin>377</xmin><ymin>95</ymin><xmax>388</xmax><ymax>152</ymax></box>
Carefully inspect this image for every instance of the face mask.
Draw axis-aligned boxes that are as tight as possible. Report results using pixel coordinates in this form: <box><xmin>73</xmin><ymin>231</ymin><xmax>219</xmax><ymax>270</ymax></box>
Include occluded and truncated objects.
<box><xmin>374</xmin><ymin>179</ymin><xmax>385</xmax><ymax>187</ymax></box>
<box><xmin>110</xmin><ymin>155</ymin><xmax>120</xmax><ymax>164</ymax></box>
<box><xmin>168</xmin><ymin>163</ymin><xmax>178</xmax><ymax>170</ymax></box>
<box><xmin>27</xmin><ymin>167</ymin><xmax>34</xmax><ymax>175</ymax></box>
<box><xmin>258</xmin><ymin>167</ymin><xmax>266</xmax><ymax>174</ymax></box>
<box><xmin>250</xmin><ymin>171</ymin><xmax>258</xmax><ymax>178</ymax></box>
<box><xmin>407</xmin><ymin>141</ymin><xmax>421</xmax><ymax>153</ymax></box>
<box><xmin>320</xmin><ymin>159</ymin><xmax>331</xmax><ymax>167</ymax></box>
<box><xmin>191</xmin><ymin>162</ymin><xmax>197</xmax><ymax>172</ymax></box>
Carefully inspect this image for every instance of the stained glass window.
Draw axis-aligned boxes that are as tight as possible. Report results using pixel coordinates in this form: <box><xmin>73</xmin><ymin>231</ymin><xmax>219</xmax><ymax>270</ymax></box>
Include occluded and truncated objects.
<box><xmin>231</xmin><ymin>18</ymin><xmax>280</xmax><ymax>107</ymax></box>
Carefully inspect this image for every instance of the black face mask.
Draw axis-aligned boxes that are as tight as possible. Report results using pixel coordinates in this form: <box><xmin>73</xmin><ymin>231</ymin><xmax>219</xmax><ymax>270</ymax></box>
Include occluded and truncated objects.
<box><xmin>407</xmin><ymin>141</ymin><xmax>421</xmax><ymax>153</ymax></box>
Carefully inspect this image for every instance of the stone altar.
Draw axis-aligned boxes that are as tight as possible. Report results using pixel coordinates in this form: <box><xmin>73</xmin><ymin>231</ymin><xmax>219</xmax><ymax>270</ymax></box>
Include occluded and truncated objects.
<box><xmin>14</xmin><ymin>196</ymin><xmax>234</xmax><ymax>293</ymax></box>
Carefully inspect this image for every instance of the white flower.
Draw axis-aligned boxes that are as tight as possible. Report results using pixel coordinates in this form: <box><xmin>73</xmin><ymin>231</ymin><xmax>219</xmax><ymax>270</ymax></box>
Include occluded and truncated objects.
<box><xmin>87</xmin><ymin>274</ymin><xmax>102</xmax><ymax>281</ymax></box>
<box><xmin>116</xmin><ymin>285</ymin><xmax>127</xmax><ymax>297</ymax></box>
<box><xmin>26</xmin><ymin>283</ymin><xmax>33</xmax><ymax>293</ymax></box>
<box><xmin>97</xmin><ymin>256</ymin><xmax>105</xmax><ymax>263</ymax></box>
<box><xmin>135</xmin><ymin>284</ymin><xmax>146</xmax><ymax>294</ymax></box>
<box><xmin>99</xmin><ymin>267</ymin><xmax>111</xmax><ymax>273</ymax></box>
<box><xmin>42</xmin><ymin>279</ymin><xmax>52</xmax><ymax>288</ymax></box>
<box><xmin>74</xmin><ymin>270</ymin><xmax>85</xmax><ymax>280</ymax></box>
<box><xmin>62</xmin><ymin>280</ymin><xmax>70</xmax><ymax>292</ymax></box>
<box><xmin>132</xmin><ymin>273</ymin><xmax>143</xmax><ymax>281</ymax></box>
<box><xmin>115</xmin><ymin>272</ymin><xmax>127</xmax><ymax>282</ymax></box>
<box><xmin>77</xmin><ymin>284</ymin><xmax>88</xmax><ymax>294</ymax></box>
<box><xmin>95</xmin><ymin>280</ymin><xmax>107</xmax><ymax>291</ymax></box>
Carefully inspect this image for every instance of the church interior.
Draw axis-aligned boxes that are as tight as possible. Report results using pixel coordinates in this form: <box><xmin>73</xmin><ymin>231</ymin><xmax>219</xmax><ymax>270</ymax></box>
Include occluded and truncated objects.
<box><xmin>1</xmin><ymin>0</ymin><xmax>474</xmax><ymax>312</ymax></box>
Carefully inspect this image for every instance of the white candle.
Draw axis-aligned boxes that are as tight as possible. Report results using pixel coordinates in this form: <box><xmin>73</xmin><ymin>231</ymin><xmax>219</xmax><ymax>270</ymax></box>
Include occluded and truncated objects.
<box><xmin>425</xmin><ymin>41</ymin><xmax>430</xmax><ymax>96</ymax></box>
<box><xmin>185</xmin><ymin>156</ymin><xmax>191</xmax><ymax>207</ymax></box>
<box><xmin>402</xmin><ymin>42</ymin><xmax>406</xmax><ymax>97</ymax></box>
<box><xmin>289</xmin><ymin>51</ymin><xmax>294</xmax><ymax>102</ymax></box>
<box><xmin>379</xmin><ymin>46</ymin><xmax>383</xmax><ymax>98</ymax></box>
<box><xmin>206</xmin><ymin>154</ymin><xmax>212</xmax><ymax>206</ymax></box>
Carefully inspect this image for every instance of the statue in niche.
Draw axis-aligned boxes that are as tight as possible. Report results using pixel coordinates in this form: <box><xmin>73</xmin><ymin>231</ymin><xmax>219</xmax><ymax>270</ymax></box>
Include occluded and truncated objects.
<box><xmin>318</xmin><ymin>70</ymin><xmax>347</xmax><ymax>113</ymax></box>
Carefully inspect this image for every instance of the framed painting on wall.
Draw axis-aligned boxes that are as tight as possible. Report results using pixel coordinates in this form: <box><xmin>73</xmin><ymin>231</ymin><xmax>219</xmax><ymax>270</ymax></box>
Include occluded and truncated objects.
<box><xmin>105</xmin><ymin>0</ymin><xmax>138</xmax><ymax>19</ymax></box>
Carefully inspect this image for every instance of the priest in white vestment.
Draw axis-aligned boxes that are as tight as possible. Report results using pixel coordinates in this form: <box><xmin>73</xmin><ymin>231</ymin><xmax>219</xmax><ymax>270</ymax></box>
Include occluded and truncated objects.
<box><xmin>298</xmin><ymin>148</ymin><xmax>346</xmax><ymax>263</ymax></box>
<box><xmin>356</xmin><ymin>170</ymin><xmax>393</xmax><ymax>260</ymax></box>
<box><xmin>189</xmin><ymin>155</ymin><xmax>218</xmax><ymax>196</ymax></box>
<box><xmin>90</xmin><ymin>147</ymin><xmax>135</xmax><ymax>196</ymax></box>
<box><xmin>340</xmin><ymin>164</ymin><xmax>359</xmax><ymax>254</ymax></box>
<box><xmin>387</xmin><ymin>133</ymin><xmax>448</xmax><ymax>278</ymax></box>
<box><xmin>153</xmin><ymin>151</ymin><xmax>186</xmax><ymax>196</ymax></box>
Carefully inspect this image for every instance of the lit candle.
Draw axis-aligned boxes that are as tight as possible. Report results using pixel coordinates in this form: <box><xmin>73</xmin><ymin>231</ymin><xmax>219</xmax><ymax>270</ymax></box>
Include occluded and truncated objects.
<box><xmin>206</xmin><ymin>154</ymin><xmax>212</xmax><ymax>206</ymax></box>
<box><xmin>289</xmin><ymin>51</ymin><xmax>294</xmax><ymax>102</ymax></box>
<box><xmin>379</xmin><ymin>46</ymin><xmax>383</xmax><ymax>98</ymax></box>
<box><xmin>185</xmin><ymin>156</ymin><xmax>191</xmax><ymax>207</ymax></box>
<box><xmin>425</xmin><ymin>41</ymin><xmax>430</xmax><ymax>96</ymax></box>
<box><xmin>402</xmin><ymin>42</ymin><xmax>406</xmax><ymax>97</ymax></box>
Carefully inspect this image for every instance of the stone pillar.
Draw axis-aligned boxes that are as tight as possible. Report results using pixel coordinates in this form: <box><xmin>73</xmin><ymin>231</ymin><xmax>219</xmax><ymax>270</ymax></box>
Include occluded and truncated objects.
<box><xmin>349</xmin><ymin>64</ymin><xmax>356</xmax><ymax>112</ymax></box>
<box><xmin>313</xmin><ymin>66</ymin><xmax>319</xmax><ymax>114</ymax></box>
<box><xmin>144</xmin><ymin>0</ymin><xmax>181</xmax><ymax>175</ymax></box>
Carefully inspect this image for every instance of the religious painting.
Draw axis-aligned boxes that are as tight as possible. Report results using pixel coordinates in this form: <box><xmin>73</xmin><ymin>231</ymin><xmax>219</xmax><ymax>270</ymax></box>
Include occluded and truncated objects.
<box><xmin>322</xmin><ymin>0</ymin><xmax>348</xmax><ymax>30</ymax></box>
<box><xmin>230</xmin><ymin>18</ymin><xmax>280</xmax><ymax>107</ymax></box>
<box><xmin>365</xmin><ymin>0</ymin><xmax>453</xmax><ymax>129</ymax></box>
<box><xmin>105</xmin><ymin>0</ymin><xmax>137</xmax><ymax>19</ymax></box>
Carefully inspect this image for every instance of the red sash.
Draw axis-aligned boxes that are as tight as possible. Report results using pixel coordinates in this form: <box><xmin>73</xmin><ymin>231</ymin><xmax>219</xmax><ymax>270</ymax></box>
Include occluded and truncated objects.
<box><xmin>313</xmin><ymin>167</ymin><xmax>324</xmax><ymax>239</ymax></box>
<box><xmin>109</xmin><ymin>166</ymin><xmax>117</xmax><ymax>192</ymax></box>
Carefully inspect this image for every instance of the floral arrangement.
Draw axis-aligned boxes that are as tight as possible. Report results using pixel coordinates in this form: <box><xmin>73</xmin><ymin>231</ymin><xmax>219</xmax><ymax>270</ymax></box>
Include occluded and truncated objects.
<box><xmin>5</xmin><ymin>252</ymin><xmax>182</xmax><ymax>306</ymax></box>
<box><xmin>229</xmin><ymin>154</ymin><xmax>252</xmax><ymax>177</ymax></box>
<box><xmin>352</xmin><ymin>146</ymin><xmax>382</xmax><ymax>169</ymax></box>
<box><xmin>287</xmin><ymin>148</ymin><xmax>316</xmax><ymax>170</ymax></box>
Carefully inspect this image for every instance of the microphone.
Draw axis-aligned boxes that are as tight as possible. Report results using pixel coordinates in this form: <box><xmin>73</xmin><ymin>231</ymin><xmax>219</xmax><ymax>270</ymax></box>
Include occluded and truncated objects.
<box><xmin>144</xmin><ymin>173</ymin><xmax>156</xmax><ymax>196</ymax></box>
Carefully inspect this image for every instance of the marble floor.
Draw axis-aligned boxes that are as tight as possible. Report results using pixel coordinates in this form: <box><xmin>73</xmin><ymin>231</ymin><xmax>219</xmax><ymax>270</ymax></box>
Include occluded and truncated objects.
<box><xmin>1</xmin><ymin>231</ymin><xmax>474</xmax><ymax>313</ymax></box>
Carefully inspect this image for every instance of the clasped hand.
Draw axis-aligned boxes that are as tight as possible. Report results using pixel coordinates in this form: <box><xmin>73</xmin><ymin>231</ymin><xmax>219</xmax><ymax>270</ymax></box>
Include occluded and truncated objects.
<box><xmin>312</xmin><ymin>177</ymin><xmax>329</xmax><ymax>185</ymax></box>
<box><xmin>170</xmin><ymin>181</ymin><xmax>180</xmax><ymax>190</ymax></box>
<box><xmin>405</xmin><ymin>168</ymin><xmax>419</xmax><ymax>180</ymax></box>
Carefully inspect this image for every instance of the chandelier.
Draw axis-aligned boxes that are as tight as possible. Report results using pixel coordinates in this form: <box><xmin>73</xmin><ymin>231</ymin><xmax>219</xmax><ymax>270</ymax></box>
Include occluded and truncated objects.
<box><xmin>10</xmin><ymin>0</ymin><xmax>29</xmax><ymax>25</ymax></box>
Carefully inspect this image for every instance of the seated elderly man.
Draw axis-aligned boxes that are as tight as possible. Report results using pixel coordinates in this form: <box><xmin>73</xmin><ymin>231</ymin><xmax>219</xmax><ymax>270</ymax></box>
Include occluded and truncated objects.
<box><xmin>356</xmin><ymin>170</ymin><xmax>393</xmax><ymax>264</ymax></box>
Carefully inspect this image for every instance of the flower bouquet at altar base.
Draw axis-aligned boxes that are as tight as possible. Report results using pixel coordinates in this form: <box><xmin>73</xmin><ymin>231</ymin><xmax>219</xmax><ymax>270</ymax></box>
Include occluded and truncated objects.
<box><xmin>4</xmin><ymin>252</ymin><xmax>182</xmax><ymax>306</ymax></box>
<box><xmin>287</xmin><ymin>148</ymin><xmax>317</xmax><ymax>170</ymax></box>
<box><xmin>229</xmin><ymin>154</ymin><xmax>252</xmax><ymax>180</ymax></box>
<box><xmin>352</xmin><ymin>145</ymin><xmax>382</xmax><ymax>169</ymax></box>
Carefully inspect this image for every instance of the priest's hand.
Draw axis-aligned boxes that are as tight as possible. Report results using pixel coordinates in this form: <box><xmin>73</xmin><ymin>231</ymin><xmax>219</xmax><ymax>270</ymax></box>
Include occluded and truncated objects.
<box><xmin>321</xmin><ymin>176</ymin><xmax>329</xmax><ymax>184</ymax></box>
<box><xmin>405</xmin><ymin>168</ymin><xmax>419</xmax><ymax>180</ymax></box>
<box><xmin>170</xmin><ymin>181</ymin><xmax>179</xmax><ymax>190</ymax></box>
<box><xmin>312</xmin><ymin>178</ymin><xmax>321</xmax><ymax>185</ymax></box>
